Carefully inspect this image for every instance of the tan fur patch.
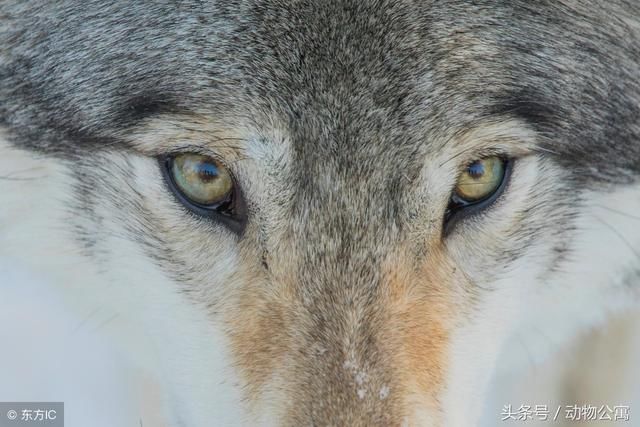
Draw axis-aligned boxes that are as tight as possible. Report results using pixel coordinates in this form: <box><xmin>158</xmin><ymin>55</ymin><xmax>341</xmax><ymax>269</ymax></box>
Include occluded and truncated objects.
<box><xmin>225</xmin><ymin>269</ymin><xmax>297</xmax><ymax>405</ymax></box>
<box><xmin>222</xmin><ymin>239</ymin><xmax>462</xmax><ymax>425</ymax></box>
<box><xmin>379</xmin><ymin>245</ymin><xmax>459</xmax><ymax>424</ymax></box>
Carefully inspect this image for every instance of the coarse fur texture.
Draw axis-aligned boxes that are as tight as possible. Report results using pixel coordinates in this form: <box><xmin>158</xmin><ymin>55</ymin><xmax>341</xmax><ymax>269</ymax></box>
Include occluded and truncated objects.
<box><xmin>1</xmin><ymin>1</ymin><xmax>639</xmax><ymax>426</ymax></box>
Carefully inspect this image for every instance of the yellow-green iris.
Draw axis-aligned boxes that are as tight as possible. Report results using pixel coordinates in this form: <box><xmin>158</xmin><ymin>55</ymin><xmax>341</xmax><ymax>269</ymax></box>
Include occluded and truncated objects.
<box><xmin>454</xmin><ymin>157</ymin><xmax>505</xmax><ymax>203</ymax></box>
<box><xmin>171</xmin><ymin>153</ymin><xmax>233</xmax><ymax>206</ymax></box>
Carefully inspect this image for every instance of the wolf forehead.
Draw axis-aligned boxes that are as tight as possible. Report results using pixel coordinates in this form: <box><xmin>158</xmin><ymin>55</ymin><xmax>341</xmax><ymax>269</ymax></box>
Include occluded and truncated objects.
<box><xmin>1</xmin><ymin>0</ymin><xmax>639</xmax><ymax>181</ymax></box>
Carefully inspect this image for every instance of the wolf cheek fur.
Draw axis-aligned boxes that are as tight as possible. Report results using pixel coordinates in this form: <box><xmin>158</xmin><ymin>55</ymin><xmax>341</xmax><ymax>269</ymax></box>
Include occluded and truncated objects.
<box><xmin>1</xmin><ymin>1</ymin><xmax>640</xmax><ymax>426</ymax></box>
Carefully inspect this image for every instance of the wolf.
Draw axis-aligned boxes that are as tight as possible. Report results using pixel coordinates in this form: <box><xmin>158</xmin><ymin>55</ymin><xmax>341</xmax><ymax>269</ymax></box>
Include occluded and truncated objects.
<box><xmin>1</xmin><ymin>1</ymin><xmax>639</xmax><ymax>426</ymax></box>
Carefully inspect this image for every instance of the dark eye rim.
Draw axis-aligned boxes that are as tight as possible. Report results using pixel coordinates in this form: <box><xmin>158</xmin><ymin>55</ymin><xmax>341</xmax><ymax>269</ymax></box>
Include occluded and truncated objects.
<box><xmin>443</xmin><ymin>157</ymin><xmax>513</xmax><ymax>235</ymax></box>
<box><xmin>159</xmin><ymin>154</ymin><xmax>247</xmax><ymax>235</ymax></box>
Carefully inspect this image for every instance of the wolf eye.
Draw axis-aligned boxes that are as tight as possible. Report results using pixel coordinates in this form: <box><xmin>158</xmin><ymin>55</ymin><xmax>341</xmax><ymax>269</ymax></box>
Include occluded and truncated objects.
<box><xmin>454</xmin><ymin>157</ymin><xmax>505</xmax><ymax>203</ymax></box>
<box><xmin>160</xmin><ymin>153</ymin><xmax>246</xmax><ymax>233</ymax></box>
<box><xmin>445</xmin><ymin>156</ymin><xmax>510</xmax><ymax>229</ymax></box>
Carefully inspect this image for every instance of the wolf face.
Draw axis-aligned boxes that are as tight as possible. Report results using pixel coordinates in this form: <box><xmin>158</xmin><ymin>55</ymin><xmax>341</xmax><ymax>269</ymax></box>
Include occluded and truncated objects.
<box><xmin>1</xmin><ymin>1</ymin><xmax>639</xmax><ymax>426</ymax></box>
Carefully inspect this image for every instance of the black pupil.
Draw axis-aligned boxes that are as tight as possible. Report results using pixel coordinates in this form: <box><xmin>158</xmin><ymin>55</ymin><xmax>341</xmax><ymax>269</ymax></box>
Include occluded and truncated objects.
<box><xmin>467</xmin><ymin>161</ymin><xmax>485</xmax><ymax>178</ymax></box>
<box><xmin>196</xmin><ymin>161</ymin><xmax>219</xmax><ymax>183</ymax></box>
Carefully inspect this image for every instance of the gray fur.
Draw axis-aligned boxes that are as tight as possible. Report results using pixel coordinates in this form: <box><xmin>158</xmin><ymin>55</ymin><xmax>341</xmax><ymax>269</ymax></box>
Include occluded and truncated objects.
<box><xmin>2</xmin><ymin>1</ymin><xmax>639</xmax><ymax>180</ymax></box>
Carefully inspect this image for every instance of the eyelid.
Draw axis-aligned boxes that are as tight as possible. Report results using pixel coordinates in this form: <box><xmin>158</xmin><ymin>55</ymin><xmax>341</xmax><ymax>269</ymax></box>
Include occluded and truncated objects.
<box><xmin>448</xmin><ymin>147</ymin><xmax>510</xmax><ymax>172</ymax></box>
<box><xmin>162</xmin><ymin>144</ymin><xmax>226</xmax><ymax>161</ymax></box>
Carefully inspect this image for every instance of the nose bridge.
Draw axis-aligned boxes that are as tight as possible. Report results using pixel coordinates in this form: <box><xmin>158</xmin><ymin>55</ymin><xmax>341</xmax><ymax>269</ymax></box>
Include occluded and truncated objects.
<box><xmin>289</xmin><ymin>263</ymin><xmax>400</xmax><ymax>424</ymax></box>
<box><xmin>293</xmin><ymin>174</ymin><xmax>394</xmax><ymax>316</ymax></box>
<box><xmin>273</xmin><ymin>194</ymin><xmax>456</xmax><ymax>422</ymax></box>
<box><xmin>293</xmin><ymin>202</ymin><xmax>443</xmax><ymax>424</ymax></box>
<box><xmin>277</xmin><ymin>182</ymin><xmax>402</xmax><ymax>422</ymax></box>
<box><xmin>229</xmin><ymin>180</ymin><xmax>450</xmax><ymax>425</ymax></box>
<box><xmin>243</xmin><ymin>142</ymin><xmax>450</xmax><ymax>423</ymax></box>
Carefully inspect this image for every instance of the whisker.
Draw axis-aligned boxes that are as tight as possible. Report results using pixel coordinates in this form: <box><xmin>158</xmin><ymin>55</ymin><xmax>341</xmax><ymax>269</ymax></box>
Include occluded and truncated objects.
<box><xmin>592</xmin><ymin>215</ymin><xmax>640</xmax><ymax>260</ymax></box>
<box><xmin>0</xmin><ymin>167</ymin><xmax>48</xmax><ymax>181</ymax></box>
<box><xmin>594</xmin><ymin>205</ymin><xmax>640</xmax><ymax>221</ymax></box>
<box><xmin>89</xmin><ymin>313</ymin><xmax>120</xmax><ymax>334</ymax></box>
<box><xmin>438</xmin><ymin>145</ymin><xmax>480</xmax><ymax>168</ymax></box>
<box><xmin>0</xmin><ymin>175</ymin><xmax>47</xmax><ymax>181</ymax></box>
<box><xmin>529</xmin><ymin>146</ymin><xmax>560</xmax><ymax>156</ymax></box>
<box><xmin>71</xmin><ymin>307</ymin><xmax>102</xmax><ymax>334</ymax></box>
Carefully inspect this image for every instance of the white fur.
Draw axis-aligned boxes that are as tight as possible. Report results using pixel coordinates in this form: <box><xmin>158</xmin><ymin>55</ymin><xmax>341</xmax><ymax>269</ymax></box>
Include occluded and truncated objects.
<box><xmin>439</xmin><ymin>149</ymin><xmax>640</xmax><ymax>426</ymax></box>
<box><xmin>0</xmin><ymin>136</ymin><xmax>249</xmax><ymax>426</ymax></box>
